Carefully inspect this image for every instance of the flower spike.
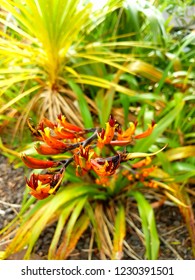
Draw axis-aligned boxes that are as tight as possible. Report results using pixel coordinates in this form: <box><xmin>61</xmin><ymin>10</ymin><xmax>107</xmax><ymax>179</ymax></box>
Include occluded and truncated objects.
<box><xmin>23</xmin><ymin>114</ymin><xmax>162</xmax><ymax>199</ymax></box>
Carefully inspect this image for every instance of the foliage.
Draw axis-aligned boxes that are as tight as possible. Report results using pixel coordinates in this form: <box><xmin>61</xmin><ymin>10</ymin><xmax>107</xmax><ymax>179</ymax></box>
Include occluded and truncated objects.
<box><xmin>2</xmin><ymin>0</ymin><xmax>193</xmax><ymax>142</ymax></box>
<box><xmin>1</xmin><ymin>114</ymin><xmax>164</xmax><ymax>259</ymax></box>
<box><xmin>1</xmin><ymin>111</ymin><xmax>195</xmax><ymax>260</ymax></box>
<box><xmin>0</xmin><ymin>0</ymin><xmax>126</xmax><ymax>137</ymax></box>
<box><xmin>0</xmin><ymin>0</ymin><xmax>195</xmax><ymax>260</ymax></box>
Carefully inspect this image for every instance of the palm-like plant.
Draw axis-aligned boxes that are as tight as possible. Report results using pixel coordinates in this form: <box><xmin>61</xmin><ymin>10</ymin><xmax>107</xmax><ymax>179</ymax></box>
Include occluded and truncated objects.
<box><xmin>0</xmin><ymin>0</ymin><xmax>175</xmax><ymax>138</ymax></box>
<box><xmin>1</xmin><ymin>0</ymin><xmax>133</xmax><ymax>131</ymax></box>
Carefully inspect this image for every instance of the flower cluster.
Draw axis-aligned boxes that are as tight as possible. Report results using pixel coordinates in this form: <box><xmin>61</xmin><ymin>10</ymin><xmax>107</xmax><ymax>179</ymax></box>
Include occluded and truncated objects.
<box><xmin>122</xmin><ymin>157</ymin><xmax>158</xmax><ymax>189</ymax></box>
<box><xmin>21</xmin><ymin>114</ymin><xmax>157</xmax><ymax>199</ymax></box>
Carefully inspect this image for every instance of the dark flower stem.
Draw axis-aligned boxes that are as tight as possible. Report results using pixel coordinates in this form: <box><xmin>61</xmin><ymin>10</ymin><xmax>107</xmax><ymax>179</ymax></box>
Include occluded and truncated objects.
<box><xmin>59</xmin><ymin>130</ymin><xmax>99</xmax><ymax>168</ymax></box>
<box><xmin>82</xmin><ymin>130</ymin><xmax>99</xmax><ymax>148</ymax></box>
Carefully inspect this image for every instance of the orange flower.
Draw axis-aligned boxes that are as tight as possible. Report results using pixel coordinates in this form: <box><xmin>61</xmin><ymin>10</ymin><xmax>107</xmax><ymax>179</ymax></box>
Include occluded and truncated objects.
<box><xmin>95</xmin><ymin>176</ymin><xmax>110</xmax><ymax>186</ymax></box>
<box><xmin>53</xmin><ymin>126</ymin><xmax>77</xmax><ymax>140</ymax></box>
<box><xmin>134</xmin><ymin>166</ymin><xmax>156</xmax><ymax>182</ymax></box>
<box><xmin>141</xmin><ymin>166</ymin><xmax>156</xmax><ymax>178</ymax></box>
<box><xmin>41</xmin><ymin>117</ymin><xmax>55</xmax><ymax>129</ymax></box>
<box><xmin>26</xmin><ymin>171</ymin><xmax>64</xmax><ymax>199</ymax></box>
<box><xmin>39</xmin><ymin>127</ymin><xmax>68</xmax><ymax>150</ymax></box>
<box><xmin>110</xmin><ymin>121</ymin><xmax>156</xmax><ymax>146</ymax></box>
<box><xmin>97</xmin><ymin>115</ymin><xmax>116</xmax><ymax>148</ymax></box>
<box><xmin>21</xmin><ymin>154</ymin><xmax>59</xmax><ymax>169</ymax></box>
<box><xmin>132</xmin><ymin>157</ymin><xmax>152</xmax><ymax>169</ymax></box>
<box><xmin>117</xmin><ymin>121</ymin><xmax>137</xmax><ymax>141</ymax></box>
<box><xmin>91</xmin><ymin>154</ymin><xmax>121</xmax><ymax>176</ymax></box>
<box><xmin>57</xmin><ymin>114</ymin><xmax>83</xmax><ymax>132</ymax></box>
<box><xmin>35</xmin><ymin>143</ymin><xmax>65</xmax><ymax>155</ymax></box>
<box><xmin>147</xmin><ymin>181</ymin><xmax>158</xmax><ymax>189</ymax></box>
<box><xmin>134</xmin><ymin>121</ymin><xmax>156</xmax><ymax>139</ymax></box>
<box><xmin>74</xmin><ymin>146</ymin><xmax>94</xmax><ymax>176</ymax></box>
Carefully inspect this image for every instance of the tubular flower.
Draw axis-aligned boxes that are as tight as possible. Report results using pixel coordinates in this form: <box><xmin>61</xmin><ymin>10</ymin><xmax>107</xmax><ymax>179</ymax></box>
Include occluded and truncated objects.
<box><xmin>132</xmin><ymin>157</ymin><xmax>152</xmax><ymax>169</ymax></box>
<box><xmin>23</xmin><ymin>114</ymin><xmax>162</xmax><ymax>199</ymax></box>
<box><xmin>21</xmin><ymin>154</ymin><xmax>59</xmax><ymax>169</ymax></box>
<box><xmin>95</xmin><ymin>176</ymin><xmax>110</xmax><ymax>186</ymax></box>
<box><xmin>117</xmin><ymin>121</ymin><xmax>137</xmax><ymax>142</ymax></box>
<box><xmin>41</xmin><ymin>117</ymin><xmax>55</xmax><ymax>129</ymax></box>
<box><xmin>57</xmin><ymin>114</ymin><xmax>83</xmax><ymax>132</ymax></box>
<box><xmin>146</xmin><ymin>180</ymin><xmax>158</xmax><ymax>189</ymax></box>
<box><xmin>134</xmin><ymin>121</ymin><xmax>156</xmax><ymax>139</ymax></box>
<box><xmin>91</xmin><ymin>154</ymin><xmax>121</xmax><ymax>176</ymax></box>
<box><xmin>26</xmin><ymin>171</ymin><xmax>64</xmax><ymax>199</ymax></box>
<box><xmin>35</xmin><ymin>143</ymin><xmax>65</xmax><ymax>155</ymax></box>
<box><xmin>97</xmin><ymin>115</ymin><xmax>116</xmax><ymax>148</ymax></box>
<box><xmin>74</xmin><ymin>146</ymin><xmax>95</xmax><ymax>176</ymax></box>
<box><xmin>53</xmin><ymin>126</ymin><xmax>77</xmax><ymax>140</ymax></box>
<box><xmin>39</xmin><ymin>127</ymin><xmax>68</xmax><ymax>150</ymax></box>
<box><xmin>140</xmin><ymin>166</ymin><xmax>156</xmax><ymax>179</ymax></box>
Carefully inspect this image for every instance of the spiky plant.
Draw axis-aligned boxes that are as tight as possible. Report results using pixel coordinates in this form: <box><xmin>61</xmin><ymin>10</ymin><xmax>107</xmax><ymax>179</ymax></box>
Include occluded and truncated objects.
<box><xmin>0</xmin><ymin>0</ymin><xmax>178</xmax><ymax>139</ymax></box>
<box><xmin>0</xmin><ymin>111</ymin><xmax>195</xmax><ymax>260</ymax></box>
<box><xmin>1</xmin><ymin>0</ymin><xmax>133</xmax><ymax>132</ymax></box>
<box><xmin>0</xmin><ymin>0</ymin><xmax>195</xmax><ymax>260</ymax></box>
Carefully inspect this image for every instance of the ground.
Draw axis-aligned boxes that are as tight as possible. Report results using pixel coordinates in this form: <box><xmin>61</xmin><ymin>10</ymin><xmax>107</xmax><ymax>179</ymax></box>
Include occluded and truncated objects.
<box><xmin>0</xmin><ymin>155</ymin><xmax>194</xmax><ymax>260</ymax></box>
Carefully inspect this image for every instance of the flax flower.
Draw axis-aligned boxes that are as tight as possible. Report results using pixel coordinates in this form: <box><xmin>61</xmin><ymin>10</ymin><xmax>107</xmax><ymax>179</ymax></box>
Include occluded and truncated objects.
<box><xmin>91</xmin><ymin>154</ymin><xmax>121</xmax><ymax>176</ymax></box>
<box><xmin>26</xmin><ymin>170</ymin><xmax>64</xmax><ymax>199</ymax></box>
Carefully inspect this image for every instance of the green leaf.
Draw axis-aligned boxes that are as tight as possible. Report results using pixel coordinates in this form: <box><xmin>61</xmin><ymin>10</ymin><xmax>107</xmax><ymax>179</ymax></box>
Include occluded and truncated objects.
<box><xmin>134</xmin><ymin>98</ymin><xmax>185</xmax><ymax>152</ymax></box>
<box><xmin>55</xmin><ymin>196</ymin><xmax>88</xmax><ymax>259</ymax></box>
<box><xmin>4</xmin><ymin>184</ymin><xmax>102</xmax><ymax>259</ymax></box>
<box><xmin>85</xmin><ymin>202</ymin><xmax>102</xmax><ymax>252</ymax></box>
<box><xmin>112</xmin><ymin>204</ymin><xmax>126</xmax><ymax>260</ymax></box>
<box><xmin>130</xmin><ymin>191</ymin><xmax>160</xmax><ymax>260</ymax></box>
<box><xmin>68</xmin><ymin>80</ymin><xmax>93</xmax><ymax>128</ymax></box>
<box><xmin>0</xmin><ymin>85</ymin><xmax>41</xmax><ymax>114</ymax></box>
<box><xmin>95</xmin><ymin>87</ymin><xmax>115</xmax><ymax>127</ymax></box>
<box><xmin>48</xmin><ymin>200</ymin><xmax>77</xmax><ymax>259</ymax></box>
<box><xmin>155</xmin><ymin>32</ymin><xmax>195</xmax><ymax>94</ymax></box>
<box><xmin>58</xmin><ymin>213</ymin><xmax>89</xmax><ymax>259</ymax></box>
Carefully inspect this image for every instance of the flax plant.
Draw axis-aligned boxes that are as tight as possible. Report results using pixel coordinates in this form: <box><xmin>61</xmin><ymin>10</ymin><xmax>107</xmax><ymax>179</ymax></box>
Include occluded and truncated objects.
<box><xmin>0</xmin><ymin>0</ymin><xmax>131</xmax><ymax>133</ymax></box>
<box><xmin>0</xmin><ymin>114</ymin><xmax>164</xmax><ymax>260</ymax></box>
<box><xmin>0</xmin><ymin>0</ymin><xmax>195</xmax><ymax>260</ymax></box>
<box><xmin>1</xmin><ymin>111</ymin><xmax>194</xmax><ymax>260</ymax></box>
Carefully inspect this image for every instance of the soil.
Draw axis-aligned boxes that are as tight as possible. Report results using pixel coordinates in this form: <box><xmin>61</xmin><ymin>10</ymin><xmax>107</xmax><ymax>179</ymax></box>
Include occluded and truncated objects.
<box><xmin>0</xmin><ymin>155</ymin><xmax>194</xmax><ymax>260</ymax></box>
